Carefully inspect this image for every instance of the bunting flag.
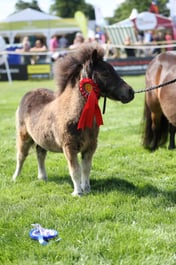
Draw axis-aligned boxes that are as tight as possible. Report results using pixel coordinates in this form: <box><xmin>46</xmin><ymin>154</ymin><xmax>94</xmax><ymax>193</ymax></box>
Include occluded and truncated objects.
<box><xmin>94</xmin><ymin>6</ymin><xmax>105</xmax><ymax>26</ymax></box>
<box><xmin>74</xmin><ymin>11</ymin><xmax>88</xmax><ymax>38</ymax></box>
<box><xmin>149</xmin><ymin>1</ymin><xmax>159</xmax><ymax>14</ymax></box>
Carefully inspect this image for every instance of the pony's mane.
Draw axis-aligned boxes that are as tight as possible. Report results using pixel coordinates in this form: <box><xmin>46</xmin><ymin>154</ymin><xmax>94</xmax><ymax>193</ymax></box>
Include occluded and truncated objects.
<box><xmin>54</xmin><ymin>43</ymin><xmax>105</xmax><ymax>94</ymax></box>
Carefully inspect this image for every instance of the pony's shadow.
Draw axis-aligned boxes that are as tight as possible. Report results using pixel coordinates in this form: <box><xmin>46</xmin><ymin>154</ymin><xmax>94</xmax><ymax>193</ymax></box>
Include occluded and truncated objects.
<box><xmin>49</xmin><ymin>174</ymin><xmax>176</xmax><ymax>204</ymax></box>
<box><xmin>49</xmin><ymin>174</ymin><xmax>72</xmax><ymax>186</ymax></box>
<box><xmin>91</xmin><ymin>177</ymin><xmax>176</xmax><ymax>203</ymax></box>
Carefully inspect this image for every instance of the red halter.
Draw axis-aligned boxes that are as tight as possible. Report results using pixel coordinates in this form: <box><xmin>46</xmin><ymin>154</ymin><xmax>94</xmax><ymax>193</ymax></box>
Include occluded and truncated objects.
<box><xmin>78</xmin><ymin>78</ymin><xmax>103</xmax><ymax>130</ymax></box>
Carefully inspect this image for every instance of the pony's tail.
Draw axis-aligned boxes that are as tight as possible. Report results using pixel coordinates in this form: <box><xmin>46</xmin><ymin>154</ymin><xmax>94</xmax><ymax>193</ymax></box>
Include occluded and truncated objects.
<box><xmin>142</xmin><ymin>100</ymin><xmax>168</xmax><ymax>151</ymax></box>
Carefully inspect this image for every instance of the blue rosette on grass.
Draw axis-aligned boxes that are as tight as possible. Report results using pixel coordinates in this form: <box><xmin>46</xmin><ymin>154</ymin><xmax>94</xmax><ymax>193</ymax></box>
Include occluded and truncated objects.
<box><xmin>29</xmin><ymin>224</ymin><xmax>61</xmax><ymax>245</ymax></box>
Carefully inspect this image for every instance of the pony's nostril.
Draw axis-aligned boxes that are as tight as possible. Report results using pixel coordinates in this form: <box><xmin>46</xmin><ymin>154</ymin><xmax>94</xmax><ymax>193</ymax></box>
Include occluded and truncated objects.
<box><xmin>129</xmin><ymin>88</ymin><xmax>134</xmax><ymax>98</ymax></box>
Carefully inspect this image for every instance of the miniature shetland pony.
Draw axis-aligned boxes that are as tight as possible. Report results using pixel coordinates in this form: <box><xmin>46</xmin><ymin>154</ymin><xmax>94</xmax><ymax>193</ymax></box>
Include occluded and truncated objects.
<box><xmin>12</xmin><ymin>43</ymin><xmax>134</xmax><ymax>195</ymax></box>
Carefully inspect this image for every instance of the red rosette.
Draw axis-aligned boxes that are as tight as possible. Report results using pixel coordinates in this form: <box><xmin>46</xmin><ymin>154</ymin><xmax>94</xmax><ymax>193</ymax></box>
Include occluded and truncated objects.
<box><xmin>79</xmin><ymin>78</ymin><xmax>100</xmax><ymax>98</ymax></box>
<box><xmin>78</xmin><ymin>78</ymin><xmax>103</xmax><ymax>130</ymax></box>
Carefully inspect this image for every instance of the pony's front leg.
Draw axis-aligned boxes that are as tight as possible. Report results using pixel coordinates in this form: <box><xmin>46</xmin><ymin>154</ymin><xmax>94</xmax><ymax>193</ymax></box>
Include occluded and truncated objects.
<box><xmin>63</xmin><ymin>147</ymin><xmax>82</xmax><ymax>196</ymax></box>
<box><xmin>81</xmin><ymin>151</ymin><xmax>93</xmax><ymax>194</ymax></box>
<box><xmin>36</xmin><ymin>145</ymin><xmax>48</xmax><ymax>180</ymax></box>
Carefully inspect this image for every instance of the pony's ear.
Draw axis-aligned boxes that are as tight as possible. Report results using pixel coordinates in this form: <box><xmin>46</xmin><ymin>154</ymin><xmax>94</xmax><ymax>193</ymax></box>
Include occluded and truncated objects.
<box><xmin>87</xmin><ymin>49</ymin><xmax>98</xmax><ymax>77</ymax></box>
<box><xmin>91</xmin><ymin>49</ymin><xmax>98</xmax><ymax>64</ymax></box>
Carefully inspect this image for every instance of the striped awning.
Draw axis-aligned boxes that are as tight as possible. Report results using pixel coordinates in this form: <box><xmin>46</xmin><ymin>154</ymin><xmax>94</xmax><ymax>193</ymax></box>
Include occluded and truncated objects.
<box><xmin>105</xmin><ymin>24</ymin><xmax>137</xmax><ymax>46</ymax></box>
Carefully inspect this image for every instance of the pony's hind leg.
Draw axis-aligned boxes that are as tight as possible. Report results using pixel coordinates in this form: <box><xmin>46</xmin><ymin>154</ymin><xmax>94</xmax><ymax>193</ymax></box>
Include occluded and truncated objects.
<box><xmin>168</xmin><ymin>123</ymin><xmax>176</xmax><ymax>150</ymax></box>
<box><xmin>12</xmin><ymin>128</ymin><xmax>33</xmax><ymax>181</ymax></box>
<box><xmin>36</xmin><ymin>145</ymin><xmax>48</xmax><ymax>180</ymax></box>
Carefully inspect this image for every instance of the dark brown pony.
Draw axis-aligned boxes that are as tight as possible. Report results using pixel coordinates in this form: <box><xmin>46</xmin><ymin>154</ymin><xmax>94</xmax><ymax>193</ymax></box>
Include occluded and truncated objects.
<box><xmin>12</xmin><ymin>43</ymin><xmax>134</xmax><ymax>196</ymax></box>
<box><xmin>143</xmin><ymin>51</ymin><xmax>176</xmax><ymax>151</ymax></box>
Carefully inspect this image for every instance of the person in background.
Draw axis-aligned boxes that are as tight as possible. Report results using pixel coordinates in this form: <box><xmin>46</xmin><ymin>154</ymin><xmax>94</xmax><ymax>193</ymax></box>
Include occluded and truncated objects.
<box><xmin>30</xmin><ymin>39</ymin><xmax>47</xmax><ymax>52</ymax></box>
<box><xmin>22</xmin><ymin>36</ymin><xmax>31</xmax><ymax>52</ymax></box>
<box><xmin>95</xmin><ymin>26</ymin><xmax>106</xmax><ymax>44</ymax></box>
<box><xmin>143</xmin><ymin>30</ymin><xmax>153</xmax><ymax>56</ymax></box>
<box><xmin>49</xmin><ymin>35</ymin><xmax>59</xmax><ymax>52</ymax></box>
<box><xmin>22</xmin><ymin>36</ymin><xmax>31</xmax><ymax>64</ymax></box>
<box><xmin>165</xmin><ymin>31</ymin><xmax>173</xmax><ymax>51</ymax></box>
<box><xmin>69</xmin><ymin>32</ymin><xmax>84</xmax><ymax>49</ymax></box>
<box><xmin>58</xmin><ymin>35</ymin><xmax>68</xmax><ymax>48</ymax></box>
<box><xmin>135</xmin><ymin>30</ymin><xmax>144</xmax><ymax>57</ymax></box>
<box><xmin>152</xmin><ymin>31</ymin><xmax>164</xmax><ymax>55</ymax></box>
<box><xmin>16</xmin><ymin>36</ymin><xmax>31</xmax><ymax>64</ymax></box>
<box><xmin>124</xmin><ymin>36</ymin><xmax>135</xmax><ymax>57</ymax></box>
<box><xmin>30</xmin><ymin>39</ymin><xmax>47</xmax><ymax>64</ymax></box>
<box><xmin>103</xmin><ymin>40</ymin><xmax>119</xmax><ymax>59</ymax></box>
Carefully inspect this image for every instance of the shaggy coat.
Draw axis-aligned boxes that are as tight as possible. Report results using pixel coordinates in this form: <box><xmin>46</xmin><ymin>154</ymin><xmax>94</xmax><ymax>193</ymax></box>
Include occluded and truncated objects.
<box><xmin>12</xmin><ymin>43</ymin><xmax>134</xmax><ymax>195</ymax></box>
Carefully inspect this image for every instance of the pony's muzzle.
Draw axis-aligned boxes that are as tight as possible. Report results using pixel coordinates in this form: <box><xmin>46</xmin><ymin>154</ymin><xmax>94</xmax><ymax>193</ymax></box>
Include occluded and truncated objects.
<box><xmin>121</xmin><ymin>87</ymin><xmax>135</xmax><ymax>103</ymax></box>
<box><xmin>129</xmin><ymin>87</ymin><xmax>135</xmax><ymax>100</ymax></box>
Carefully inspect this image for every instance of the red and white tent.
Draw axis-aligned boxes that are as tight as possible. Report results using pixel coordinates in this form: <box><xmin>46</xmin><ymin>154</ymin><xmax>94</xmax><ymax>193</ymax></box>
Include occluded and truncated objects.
<box><xmin>133</xmin><ymin>12</ymin><xmax>173</xmax><ymax>31</ymax></box>
<box><xmin>105</xmin><ymin>11</ymin><xmax>173</xmax><ymax>47</ymax></box>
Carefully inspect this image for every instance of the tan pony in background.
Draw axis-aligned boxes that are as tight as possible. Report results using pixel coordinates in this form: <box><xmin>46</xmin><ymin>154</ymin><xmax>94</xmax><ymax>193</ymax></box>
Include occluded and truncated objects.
<box><xmin>143</xmin><ymin>51</ymin><xmax>176</xmax><ymax>151</ymax></box>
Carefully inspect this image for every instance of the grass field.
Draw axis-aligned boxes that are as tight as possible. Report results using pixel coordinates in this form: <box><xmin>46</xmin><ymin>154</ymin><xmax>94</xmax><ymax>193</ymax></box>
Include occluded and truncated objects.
<box><xmin>0</xmin><ymin>76</ymin><xmax>176</xmax><ymax>265</ymax></box>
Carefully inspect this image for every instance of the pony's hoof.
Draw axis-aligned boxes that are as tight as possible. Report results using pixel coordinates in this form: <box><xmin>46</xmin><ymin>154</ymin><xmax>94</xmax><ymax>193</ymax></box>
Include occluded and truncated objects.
<box><xmin>71</xmin><ymin>191</ymin><xmax>82</xmax><ymax>197</ymax></box>
<box><xmin>12</xmin><ymin>177</ymin><xmax>16</xmax><ymax>182</ymax></box>
<box><xmin>168</xmin><ymin>145</ymin><xmax>175</xmax><ymax>150</ymax></box>
<box><xmin>12</xmin><ymin>174</ymin><xmax>17</xmax><ymax>182</ymax></box>
<box><xmin>38</xmin><ymin>176</ymin><xmax>48</xmax><ymax>181</ymax></box>
<box><xmin>83</xmin><ymin>186</ymin><xmax>91</xmax><ymax>194</ymax></box>
<box><xmin>81</xmin><ymin>182</ymin><xmax>91</xmax><ymax>194</ymax></box>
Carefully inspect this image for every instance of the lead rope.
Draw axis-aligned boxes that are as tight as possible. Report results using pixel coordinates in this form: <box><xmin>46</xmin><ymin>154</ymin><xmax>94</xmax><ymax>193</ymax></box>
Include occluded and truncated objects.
<box><xmin>102</xmin><ymin>96</ymin><xmax>107</xmax><ymax>114</ymax></box>
<box><xmin>135</xmin><ymin>78</ymin><xmax>176</xmax><ymax>94</ymax></box>
<box><xmin>102</xmin><ymin>77</ymin><xmax>176</xmax><ymax>114</ymax></box>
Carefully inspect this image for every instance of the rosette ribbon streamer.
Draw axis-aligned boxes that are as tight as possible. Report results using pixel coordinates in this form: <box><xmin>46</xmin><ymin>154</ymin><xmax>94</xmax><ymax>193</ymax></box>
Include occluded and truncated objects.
<box><xmin>78</xmin><ymin>78</ymin><xmax>103</xmax><ymax>129</ymax></box>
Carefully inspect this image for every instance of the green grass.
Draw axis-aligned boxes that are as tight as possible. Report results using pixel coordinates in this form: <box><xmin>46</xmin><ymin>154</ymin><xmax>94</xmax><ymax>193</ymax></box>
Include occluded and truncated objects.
<box><xmin>0</xmin><ymin>77</ymin><xmax>176</xmax><ymax>265</ymax></box>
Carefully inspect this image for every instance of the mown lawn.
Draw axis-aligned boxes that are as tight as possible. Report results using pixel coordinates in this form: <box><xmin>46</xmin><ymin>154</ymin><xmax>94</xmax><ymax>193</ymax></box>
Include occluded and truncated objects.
<box><xmin>0</xmin><ymin>77</ymin><xmax>175</xmax><ymax>265</ymax></box>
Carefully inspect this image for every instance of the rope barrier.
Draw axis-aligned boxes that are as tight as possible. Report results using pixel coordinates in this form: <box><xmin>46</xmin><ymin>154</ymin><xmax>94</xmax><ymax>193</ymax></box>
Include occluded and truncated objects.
<box><xmin>0</xmin><ymin>50</ymin><xmax>56</xmax><ymax>56</ymax></box>
<box><xmin>1</xmin><ymin>44</ymin><xmax>176</xmax><ymax>92</ymax></box>
<box><xmin>0</xmin><ymin>48</ymin><xmax>72</xmax><ymax>56</ymax></box>
<box><xmin>110</xmin><ymin>43</ymin><xmax>176</xmax><ymax>50</ymax></box>
<box><xmin>1</xmin><ymin>41</ymin><xmax>176</xmax><ymax>56</ymax></box>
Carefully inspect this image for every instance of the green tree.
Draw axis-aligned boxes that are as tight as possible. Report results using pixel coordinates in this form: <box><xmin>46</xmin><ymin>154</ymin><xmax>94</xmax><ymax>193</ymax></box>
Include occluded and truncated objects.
<box><xmin>109</xmin><ymin>0</ymin><xmax>169</xmax><ymax>24</ymax></box>
<box><xmin>50</xmin><ymin>0</ymin><xmax>95</xmax><ymax>19</ymax></box>
<box><xmin>15</xmin><ymin>0</ymin><xmax>42</xmax><ymax>12</ymax></box>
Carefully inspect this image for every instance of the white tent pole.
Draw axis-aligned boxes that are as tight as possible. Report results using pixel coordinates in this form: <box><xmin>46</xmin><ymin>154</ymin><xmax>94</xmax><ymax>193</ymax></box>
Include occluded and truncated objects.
<box><xmin>4</xmin><ymin>54</ymin><xmax>12</xmax><ymax>83</ymax></box>
<box><xmin>0</xmin><ymin>36</ymin><xmax>12</xmax><ymax>83</ymax></box>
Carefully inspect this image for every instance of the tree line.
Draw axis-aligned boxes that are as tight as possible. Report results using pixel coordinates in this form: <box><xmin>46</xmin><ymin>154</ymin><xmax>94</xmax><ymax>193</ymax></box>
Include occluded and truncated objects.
<box><xmin>15</xmin><ymin>0</ymin><xmax>169</xmax><ymax>24</ymax></box>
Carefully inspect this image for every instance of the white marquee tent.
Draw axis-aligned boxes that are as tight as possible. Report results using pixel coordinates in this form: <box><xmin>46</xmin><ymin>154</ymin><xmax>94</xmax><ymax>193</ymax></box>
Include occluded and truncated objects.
<box><xmin>0</xmin><ymin>8</ymin><xmax>80</xmax><ymax>45</ymax></box>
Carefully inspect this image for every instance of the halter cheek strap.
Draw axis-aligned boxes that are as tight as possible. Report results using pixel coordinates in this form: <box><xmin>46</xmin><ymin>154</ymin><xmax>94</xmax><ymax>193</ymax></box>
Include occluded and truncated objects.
<box><xmin>78</xmin><ymin>78</ymin><xmax>103</xmax><ymax>130</ymax></box>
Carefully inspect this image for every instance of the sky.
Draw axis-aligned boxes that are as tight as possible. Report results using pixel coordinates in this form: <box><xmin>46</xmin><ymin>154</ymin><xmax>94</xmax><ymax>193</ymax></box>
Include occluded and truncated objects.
<box><xmin>0</xmin><ymin>0</ymin><xmax>125</xmax><ymax>20</ymax></box>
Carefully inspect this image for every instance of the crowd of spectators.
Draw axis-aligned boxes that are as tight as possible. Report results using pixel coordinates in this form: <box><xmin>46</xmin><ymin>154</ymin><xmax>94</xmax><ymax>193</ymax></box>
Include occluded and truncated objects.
<box><xmin>123</xmin><ymin>29</ymin><xmax>174</xmax><ymax>58</ymax></box>
<box><xmin>13</xmin><ymin>26</ymin><xmax>176</xmax><ymax>65</ymax></box>
<box><xmin>16</xmin><ymin>27</ymin><xmax>108</xmax><ymax>64</ymax></box>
